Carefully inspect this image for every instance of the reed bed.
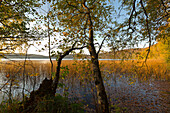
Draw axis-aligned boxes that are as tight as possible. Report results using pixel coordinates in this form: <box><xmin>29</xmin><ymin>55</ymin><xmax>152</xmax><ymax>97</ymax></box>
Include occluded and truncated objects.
<box><xmin>99</xmin><ymin>59</ymin><xmax>169</xmax><ymax>81</ymax></box>
<box><xmin>0</xmin><ymin>59</ymin><xmax>169</xmax><ymax>112</ymax></box>
<box><xmin>0</xmin><ymin>59</ymin><xmax>169</xmax><ymax>81</ymax></box>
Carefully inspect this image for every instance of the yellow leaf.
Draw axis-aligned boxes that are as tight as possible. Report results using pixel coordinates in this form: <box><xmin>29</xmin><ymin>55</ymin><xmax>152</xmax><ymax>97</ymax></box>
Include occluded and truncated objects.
<box><xmin>129</xmin><ymin>82</ymin><xmax>134</xmax><ymax>85</ymax></box>
<box><xmin>35</xmin><ymin>73</ymin><xmax>39</xmax><ymax>76</ymax></box>
<box><xmin>167</xmin><ymin>17</ymin><xmax>170</xmax><ymax>22</ymax></box>
<box><xmin>63</xmin><ymin>32</ymin><xmax>68</xmax><ymax>36</ymax></box>
<box><xmin>6</xmin><ymin>74</ymin><xmax>10</xmax><ymax>78</ymax></box>
<box><xmin>30</xmin><ymin>74</ymin><xmax>34</xmax><ymax>76</ymax></box>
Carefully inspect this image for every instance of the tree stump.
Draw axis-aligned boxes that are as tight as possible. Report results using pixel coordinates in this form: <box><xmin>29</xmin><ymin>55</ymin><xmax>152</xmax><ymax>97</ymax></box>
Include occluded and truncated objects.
<box><xmin>19</xmin><ymin>78</ymin><xmax>54</xmax><ymax>113</ymax></box>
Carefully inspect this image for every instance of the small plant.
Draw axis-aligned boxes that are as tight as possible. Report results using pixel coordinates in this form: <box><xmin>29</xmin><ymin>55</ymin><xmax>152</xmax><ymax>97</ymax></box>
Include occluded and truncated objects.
<box><xmin>110</xmin><ymin>104</ymin><xmax>127</xmax><ymax>113</ymax></box>
<box><xmin>0</xmin><ymin>99</ymin><xmax>21</xmax><ymax>113</ymax></box>
<box><xmin>0</xmin><ymin>94</ymin><xmax>84</xmax><ymax>113</ymax></box>
<box><xmin>35</xmin><ymin>94</ymin><xmax>84</xmax><ymax>113</ymax></box>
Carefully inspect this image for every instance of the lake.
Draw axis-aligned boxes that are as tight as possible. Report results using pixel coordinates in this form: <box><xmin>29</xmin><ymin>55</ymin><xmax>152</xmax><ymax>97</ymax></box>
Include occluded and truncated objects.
<box><xmin>0</xmin><ymin>60</ymin><xmax>169</xmax><ymax>112</ymax></box>
<box><xmin>1</xmin><ymin>58</ymin><xmax>136</xmax><ymax>61</ymax></box>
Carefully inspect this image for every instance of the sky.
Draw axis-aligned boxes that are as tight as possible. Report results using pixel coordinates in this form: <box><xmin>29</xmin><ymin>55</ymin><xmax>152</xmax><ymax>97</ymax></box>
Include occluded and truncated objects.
<box><xmin>21</xmin><ymin>0</ymin><xmax>149</xmax><ymax>56</ymax></box>
<box><xmin>22</xmin><ymin>0</ymin><xmax>119</xmax><ymax>55</ymax></box>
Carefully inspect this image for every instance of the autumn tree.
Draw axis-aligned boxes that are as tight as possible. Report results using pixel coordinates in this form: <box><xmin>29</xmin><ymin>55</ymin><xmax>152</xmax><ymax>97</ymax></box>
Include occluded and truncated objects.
<box><xmin>110</xmin><ymin>0</ymin><xmax>169</xmax><ymax>61</ymax></box>
<box><xmin>1</xmin><ymin>0</ymin><xmax>169</xmax><ymax>112</ymax></box>
<box><xmin>52</xmin><ymin>0</ymin><xmax>169</xmax><ymax>112</ymax></box>
<box><xmin>48</xmin><ymin>0</ymin><xmax>115</xmax><ymax>112</ymax></box>
<box><xmin>0</xmin><ymin>0</ymin><xmax>41</xmax><ymax>53</ymax></box>
<box><xmin>17</xmin><ymin>1</ymin><xmax>89</xmax><ymax>112</ymax></box>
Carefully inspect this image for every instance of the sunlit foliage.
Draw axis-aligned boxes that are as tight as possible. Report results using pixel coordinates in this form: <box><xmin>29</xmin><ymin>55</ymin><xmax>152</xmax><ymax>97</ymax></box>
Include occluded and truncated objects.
<box><xmin>0</xmin><ymin>0</ymin><xmax>41</xmax><ymax>52</ymax></box>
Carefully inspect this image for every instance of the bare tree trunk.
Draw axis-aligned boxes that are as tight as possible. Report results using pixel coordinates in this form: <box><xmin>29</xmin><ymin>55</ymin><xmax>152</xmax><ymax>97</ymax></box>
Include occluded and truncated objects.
<box><xmin>87</xmin><ymin>13</ymin><xmax>109</xmax><ymax>113</ymax></box>
<box><xmin>52</xmin><ymin>43</ymin><xmax>85</xmax><ymax>92</ymax></box>
<box><xmin>88</xmin><ymin>43</ymin><xmax>109</xmax><ymax>113</ymax></box>
<box><xmin>52</xmin><ymin>57</ymin><xmax>62</xmax><ymax>93</ymax></box>
<box><xmin>82</xmin><ymin>2</ymin><xmax>109</xmax><ymax>112</ymax></box>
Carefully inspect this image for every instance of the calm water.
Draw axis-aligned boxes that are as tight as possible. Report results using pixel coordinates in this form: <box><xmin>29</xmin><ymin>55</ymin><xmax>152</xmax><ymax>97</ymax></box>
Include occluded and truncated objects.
<box><xmin>0</xmin><ymin>60</ymin><xmax>169</xmax><ymax>112</ymax></box>
<box><xmin>1</xmin><ymin>58</ymin><xmax>136</xmax><ymax>61</ymax></box>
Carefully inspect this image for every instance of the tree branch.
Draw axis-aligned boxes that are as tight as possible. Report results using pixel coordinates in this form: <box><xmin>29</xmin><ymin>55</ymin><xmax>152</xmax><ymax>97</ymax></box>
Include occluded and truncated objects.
<box><xmin>140</xmin><ymin>0</ymin><xmax>151</xmax><ymax>62</ymax></box>
<box><xmin>4</xmin><ymin>0</ymin><xmax>21</xmax><ymax>6</ymax></box>
<box><xmin>0</xmin><ymin>46</ymin><xmax>15</xmax><ymax>51</ymax></box>
<box><xmin>52</xmin><ymin>41</ymin><xmax>87</xmax><ymax>91</ymax></box>
<box><xmin>65</xmin><ymin>0</ymin><xmax>84</xmax><ymax>13</ymax></box>
<box><xmin>118</xmin><ymin>0</ymin><xmax>126</xmax><ymax>17</ymax></box>
<box><xmin>160</xmin><ymin>0</ymin><xmax>169</xmax><ymax>15</ymax></box>
<box><xmin>97</xmin><ymin>35</ymin><xmax>109</xmax><ymax>55</ymax></box>
<box><xmin>128</xmin><ymin>0</ymin><xmax>136</xmax><ymax>32</ymax></box>
<box><xmin>60</xmin><ymin>41</ymin><xmax>86</xmax><ymax>59</ymax></box>
<box><xmin>0</xmin><ymin>36</ymin><xmax>21</xmax><ymax>39</ymax></box>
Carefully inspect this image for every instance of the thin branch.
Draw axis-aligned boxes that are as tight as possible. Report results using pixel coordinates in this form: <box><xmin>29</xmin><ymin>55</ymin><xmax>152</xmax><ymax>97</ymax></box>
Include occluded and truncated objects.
<box><xmin>97</xmin><ymin>35</ymin><xmax>109</xmax><ymax>55</ymax></box>
<box><xmin>1</xmin><ymin>37</ymin><xmax>21</xmax><ymax>39</ymax></box>
<box><xmin>22</xmin><ymin>45</ymin><xmax>29</xmax><ymax>101</ymax></box>
<box><xmin>0</xmin><ymin>45</ymin><xmax>17</xmax><ymax>51</ymax></box>
<box><xmin>0</xmin><ymin>79</ymin><xmax>11</xmax><ymax>91</ymax></box>
<box><xmin>60</xmin><ymin>41</ymin><xmax>86</xmax><ymax>59</ymax></box>
<box><xmin>0</xmin><ymin>67</ymin><xmax>22</xmax><ymax>91</ymax></box>
<box><xmin>65</xmin><ymin>0</ymin><xmax>84</xmax><ymax>13</ymax></box>
<box><xmin>118</xmin><ymin>0</ymin><xmax>126</xmax><ymax>17</ymax></box>
<box><xmin>156</xmin><ymin>14</ymin><xmax>169</xmax><ymax>22</ymax></box>
<box><xmin>0</xmin><ymin>42</ymin><xmax>26</xmax><ymax>51</ymax></box>
<box><xmin>128</xmin><ymin>0</ymin><xmax>136</xmax><ymax>32</ymax></box>
<box><xmin>160</xmin><ymin>0</ymin><xmax>169</xmax><ymax>15</ymax></box>
<box><xmin>0</xmin><ymin>21</ymin><xmax>12</xmax><ymax>29</ymax></box>
<box><xmin>0</xmin><ymin>14</ymin><xmax>21</xmax><ymax>21</ymax></box>
<box><xmin>47</xmin><ymin>11</ymin><xmax>54</xmax><ymax>79</ymax></box>
<box><xmin>140</xmin><ymin>0</ymin><xmax>151</xmax><ymax>63</ymax></box>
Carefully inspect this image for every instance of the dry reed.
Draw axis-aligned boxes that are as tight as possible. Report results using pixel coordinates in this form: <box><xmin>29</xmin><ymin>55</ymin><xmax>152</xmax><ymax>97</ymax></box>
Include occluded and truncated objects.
<box><xmin>0</xmin><ymin>59</ymin><xmax>169</xmax><ymax>81</ymax></box>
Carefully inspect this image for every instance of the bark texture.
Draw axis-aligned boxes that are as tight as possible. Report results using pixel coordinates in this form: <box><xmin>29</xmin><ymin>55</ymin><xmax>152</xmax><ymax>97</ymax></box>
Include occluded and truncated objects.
<box><xmin>87</xmin><ymin>11</ymin><xmax>109</xmax><ymax>113</ymax></box>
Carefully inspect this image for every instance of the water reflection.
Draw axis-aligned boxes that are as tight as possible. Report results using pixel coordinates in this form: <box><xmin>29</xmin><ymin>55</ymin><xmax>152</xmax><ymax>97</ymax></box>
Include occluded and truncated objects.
<box><xmin>0</xmin><ymin>60</ymin><xmax>169</xmax><ymax>112</ymax></box>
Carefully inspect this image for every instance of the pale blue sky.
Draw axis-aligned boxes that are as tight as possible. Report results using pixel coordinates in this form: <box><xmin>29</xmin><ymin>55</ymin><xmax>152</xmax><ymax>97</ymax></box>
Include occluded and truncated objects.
<box><xmin>21</xmin><ymin>0</ymin><xmax>150</xmax><ymax>56</ymax></box>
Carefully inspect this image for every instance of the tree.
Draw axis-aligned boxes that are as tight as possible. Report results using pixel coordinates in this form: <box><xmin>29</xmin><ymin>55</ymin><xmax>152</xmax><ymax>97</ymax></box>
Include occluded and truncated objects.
<box><xmin>16</xmin><ymin>1</ymin><xmax>88</xmax><ymax>112</ymax></box>
<box><xmin>50</xmin><ymin>0</ymin><xmax>114</xmax><ymax>112</ymax></box>
<box><xmin>111</xmin><ymin>0</ymin><xmax>169</xmax><ymax>62</ymax></box>
<box><xmin>1</xmin><ymin>0</ymin><xmax>169</xmax><ymax>112</ymax></box>
<box><xmin>52</xmin><ymin>1</ymin><xmax>169</xmax><ymax>112</ymax></box>
<box><xmin>0</xmin><ymin>0</ymin><xmax>40</xmax><ymax>53</ymax></box>
<box><xmin>52</xmin><ymin>41</ymin><xmax>86</xmax><ymax>93</ymax></box>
